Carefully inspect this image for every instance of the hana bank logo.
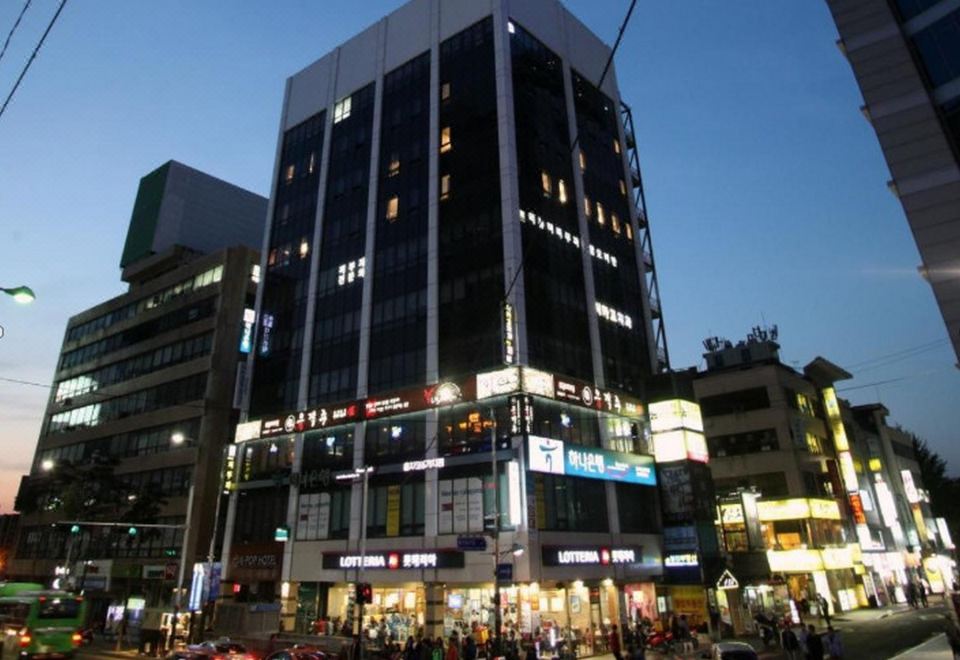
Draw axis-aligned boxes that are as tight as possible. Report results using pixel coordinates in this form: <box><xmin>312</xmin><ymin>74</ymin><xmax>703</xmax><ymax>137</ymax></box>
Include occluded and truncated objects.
<box><xmin>529</xmin><ymin>436</ymin><xmax>564</xmax><ymax>475</ymax></box>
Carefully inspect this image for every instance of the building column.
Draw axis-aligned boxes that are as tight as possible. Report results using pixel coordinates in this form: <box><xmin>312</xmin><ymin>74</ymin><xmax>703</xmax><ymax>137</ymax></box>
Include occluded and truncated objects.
<box><xmin>492</xmin><ymin>0</ymin><xmax>528</xmax><ymax>365</ymax></box>
<box><xmin>426</xmin><ymin>0</ymin><xmax>441</xmax><ymax>384</ymax></box>
<box><xmin>424</xmin><ymin>583</ymin><xmax>445</xmax><ymax>639</ymax></box>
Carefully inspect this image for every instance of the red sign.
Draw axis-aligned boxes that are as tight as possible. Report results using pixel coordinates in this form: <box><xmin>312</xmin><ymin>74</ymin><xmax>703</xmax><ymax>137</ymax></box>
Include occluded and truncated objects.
<box><xmin>848</xmin><ymin>493</ymin><xmax>867</xmax><ymax>525</ymax></box>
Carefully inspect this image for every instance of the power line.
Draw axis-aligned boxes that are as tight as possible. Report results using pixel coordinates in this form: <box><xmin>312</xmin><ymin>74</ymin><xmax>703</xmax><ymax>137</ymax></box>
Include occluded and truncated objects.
<box><xmin>0</xmin><ymin>0</ymin><xmax>33</xmax><ymax>67</ymax></box>
<box><xmin>843</xmin><ymin>338</ymin><xmax>948</xmax><ymax>371</ymax></box>
<box><xmin>0</xmin><ymin>0</ymin><xmax>68</xmax><ymax>122</ymax></box>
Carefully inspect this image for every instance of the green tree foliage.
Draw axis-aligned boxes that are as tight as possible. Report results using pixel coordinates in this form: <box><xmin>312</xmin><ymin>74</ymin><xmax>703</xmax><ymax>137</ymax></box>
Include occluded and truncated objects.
<box><xmin>911</xmin><ymin>434</ymin><xmax>960</xmax><ymax>545</ymax></box>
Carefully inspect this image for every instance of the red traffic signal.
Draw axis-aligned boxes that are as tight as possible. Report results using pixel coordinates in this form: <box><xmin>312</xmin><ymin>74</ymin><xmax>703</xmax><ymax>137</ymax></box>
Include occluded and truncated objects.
<box><xmin>355</xmin><ymin>582</ymin><xmax>373</xmax><ymax>604</ymax></box>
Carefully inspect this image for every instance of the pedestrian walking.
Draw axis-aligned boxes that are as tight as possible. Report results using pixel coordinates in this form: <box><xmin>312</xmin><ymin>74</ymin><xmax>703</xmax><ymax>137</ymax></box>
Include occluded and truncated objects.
<box><xmin>446</xmin><ymin>634</ymin><xmax>460</xmax><ymax>660</ymax></box>
<box><xmin>781</xmin><ymin>624</ymin><xmax>800</xmax><ymax>660</ymax></box>
<box><xmin>824</xmin><ymin>626</ymin><xmax>843</xmax><ymax>660</ymax></box>
<box><xmin>817</xmin><ymin>594</ymin><xmax>831</xmax><ymax>627</ymax></box>
<box><xmin>805</xmin><ymin>624</ymin><xmax>824</xmax><ymax>660</ymax></box>
<box><xmin>919</xmin><ymin>580</ymin><xmax>929</xmax><ymax>608</ymax></box>
<box><xmin>609</xmin><ymin>623</ymin><xmax>623</xmax><ymax>660</ymax></box>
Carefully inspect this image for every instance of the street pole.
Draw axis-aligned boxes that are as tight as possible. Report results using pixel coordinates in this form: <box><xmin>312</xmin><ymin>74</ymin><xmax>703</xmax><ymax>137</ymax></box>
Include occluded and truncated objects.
<box><xmin>201</xmin><ymin>445</ymin><xmax>229</xmax><ymax>634</ymax></box>
<box><xmin>171</xmin><ymin>481</ymin><xmax>197</xmax><ymax>651</ymax></box>
<box><xmin>358</xmin><ymin>467</ymin><xmax>370</xmax><ymax>660</ymax></box>
<box><xmin>490</xmin><ymin>407</ymin><xmax>501</xmax><ymax>657</ymax></box>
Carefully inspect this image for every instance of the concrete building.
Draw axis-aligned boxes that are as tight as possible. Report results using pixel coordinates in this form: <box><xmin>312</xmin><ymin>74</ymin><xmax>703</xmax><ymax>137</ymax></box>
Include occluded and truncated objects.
<box><xmin>10</xmin><ymin>161</ymin><xmax>266</xmax><ymax>633</ymax></box>
<box><xmin>219</xmin><ymin>0</ymin><xmax>691</xmax><ymax>645</ymax></box>
<box><xmin>825</xmin><ymin>0</ymin><xmax>960</xmax><ymax>363</ymax></box>
<box><xmin>695</xmin><ymin>330</ymin><xmax>953</xmax><ymax>632</ymax></box>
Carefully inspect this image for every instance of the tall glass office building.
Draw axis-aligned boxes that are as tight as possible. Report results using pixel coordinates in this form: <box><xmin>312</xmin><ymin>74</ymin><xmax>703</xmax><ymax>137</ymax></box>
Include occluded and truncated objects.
<box><xmin>220</xmin><ymin>0</ymin><xmax>694</xmax><ymax>643</ymax></box>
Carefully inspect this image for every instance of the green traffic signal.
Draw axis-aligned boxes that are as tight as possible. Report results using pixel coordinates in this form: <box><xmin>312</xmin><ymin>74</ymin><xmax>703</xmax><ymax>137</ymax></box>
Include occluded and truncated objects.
<box><xmin>70</xmin><ymin>524</ymin><xmax>80</xmax><ymax>534</ymax></box>
<box><xmin>127</xmin><ymin>526</ymin><xmax>137</xmax><ymax>537</ymax></box>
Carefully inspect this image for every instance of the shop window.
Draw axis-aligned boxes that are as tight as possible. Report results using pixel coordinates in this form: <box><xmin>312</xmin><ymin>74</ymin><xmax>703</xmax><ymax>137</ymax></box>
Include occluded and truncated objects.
<box><xmin>534</xmin><ymin>474</ymin><xmax>608</xmax><ymax>532</ymax></box>
<box><xmin>365</xmin><ymin>413</ymin><xmax>427</xmax><ymax>463</ymax></box>
<box><xmin>367</xmin><ymin>480</ymin><xmax>425</xmax><ymax>537</ymax></box>
<box><xmin>558</xmin><ymin>179</ymin><xmax>568</xmax><ymax>204</ymax></box>
<box><xmin>440</xmin><ymin>126</ymin><xmax>452</xmax><ymax>153</ymax></box>
<box><xmin>296</xmin><ymin>489</ymin><xmax>351</xmax><ymax>540</ymax></box>
<box><xmin>386</xmin><ymin>195</ymin><xmax>399</xmax><ymax>222</ymax></box>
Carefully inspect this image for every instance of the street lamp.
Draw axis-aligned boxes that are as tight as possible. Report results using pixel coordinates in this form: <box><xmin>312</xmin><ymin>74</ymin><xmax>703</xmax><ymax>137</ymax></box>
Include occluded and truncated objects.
<box><xmin>40</xmin><ymin>458</ymin><xmax>55</xmax><ymax>472</ymax></box>
<box><xmin>1</xmin><ymin>285</ymin><xmax>36</xmax><ymax>304</ymax></box>
<box><xmin>335</xmin><ymin>466</ymin><xmax>373</xmax><ymax>660</ymax></box>
<box><xmin>170</xmin><ymin>432</ymin><xmax>186</xmax><ymax>446</ymax></box>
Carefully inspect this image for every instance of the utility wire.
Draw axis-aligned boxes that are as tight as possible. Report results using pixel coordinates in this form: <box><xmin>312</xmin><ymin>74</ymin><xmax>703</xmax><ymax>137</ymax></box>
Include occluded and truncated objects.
<box><xmin>0</xmin><ymin>0</ymin><xmax>32</xmax><ymax>67</ymax></box>
<box><xmin>0</xmin><ymin>0</ymin><xmax>68</xmax><ymax>122</ymax></box>
<box><xmin>843</xmin><ymin>338</ymin><xmax>948</xmax><ymax>372</ymax></box>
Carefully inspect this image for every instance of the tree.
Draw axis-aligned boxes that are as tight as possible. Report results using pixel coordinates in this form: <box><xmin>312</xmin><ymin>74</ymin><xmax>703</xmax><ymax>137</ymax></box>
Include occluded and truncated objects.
<box><xmin>911</xmin><ymin>434</ymin><xmax>960</xmax><ymax>546</ymax></box>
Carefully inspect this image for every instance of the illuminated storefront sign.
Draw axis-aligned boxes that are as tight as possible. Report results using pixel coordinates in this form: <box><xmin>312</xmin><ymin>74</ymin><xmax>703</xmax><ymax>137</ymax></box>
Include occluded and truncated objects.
<box><xmin>239</xmin><ymin>308</ymin><xmax>256</xmax><ymax>354</ymax></box>
<box><xmin>874</xmin><ymin>478</ymin><xmax>899</xmax><ymax>527</ymax></box>
<box><xmin>901</xmin><ymin>470</ymin><xmax>920</xmax><ymax>504</ymax></box>
<box><xmin>664</xmin><ymin>553</ymin><xmax>699</xmax><ymax>567</ymax></box>
<box><xmin>261</xmin><ymin>402</ymin><xmax>359</xmax><ymax>438</ymax></box>
<box><xmin>848</xmin><ymin>493</ymin><xmax>867</xmax><ymax>525</ymax></box>
<box><xmin>937</xmin><ymin>518</ymin><xmax>955</xmax><ymax>550</ymax></box>
<box><xmin>521</xmin><ymin>367</ymin><xmax>555</xmax><ymax>398</ymax></box>
<box><xmin>235</xmin><ymin>420</ymin><xmax>261</xmax><ymax>443</ymax></box>
<box><xmin>648</xmin><ymin>400</ymin><xmax>704</xmax><ymax>433</ymax></box>
<box><xmin>322</xmin><ymin>551</ymin><xmax>465</xmax><ymax>570</ymax></box>
<box><xmin>542</xmin><ymin>546</ymin><xmax>640</xmax><ymax>566</ymax></box>
<box><xmin>402</xmin><ymin>458</ymin><xmax>445</xmax><ymax>472</ymax></box>
<box><xmin>223</xmin><ymin>444</ymin><xmax>238</xmax><ymax>492</ymax></box>
<box><xmin>652</xmin><ymin>429</ymin><xmax>709</xmax><ymax>464</ymax></box>
<box><xmin>503</xmin><ymin>302</ymin><xmax>517</xmax><ymax>365</ymax></box>
<box><xmin>766</xmin><ymin>549</ymin><xmax>824</xmax><ymax>573</ymax></box>
<box><xmin>477</xmin><ymin>367</ymin><xmax>520</xmax><ymax>400</ymax></box>
<box><xmin>755</xmin><ymin>498</ymin><xmax>841</xmax><ymax>522</ymax></box>
<box><xmin>553</xmin><ymin>376</ymin><xmax>643</xmax><ymax>417</ymax></box>
<box><xmin>838</xmin><ymin>451</ymin><xmax>859</xmax><ymax>494</ymax></box>
<box><xmin>868</xmin><ymin>458</ymin><xmax>882</xmax><ymax>472</ymax></box>
<box><xmin>527</xmin><ymin>436</ymin><xmax>656</xmax><ymax>486</ymax></box>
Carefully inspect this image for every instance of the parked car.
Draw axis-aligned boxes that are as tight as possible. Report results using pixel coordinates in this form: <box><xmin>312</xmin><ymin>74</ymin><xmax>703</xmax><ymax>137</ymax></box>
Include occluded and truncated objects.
<box><xmin>705</xmin><ymin>641</ymin><xmax>759</xmax><ymax>660</ymax></box>
<box><xmin>167</xmin><ymin>638</ymin><xmax>258</xmax><ymax>659</ymax></box>
<box><xmin>264</xmin><ymin>644</ymin><xmax>327</xmax><ymax>660</ymax></box>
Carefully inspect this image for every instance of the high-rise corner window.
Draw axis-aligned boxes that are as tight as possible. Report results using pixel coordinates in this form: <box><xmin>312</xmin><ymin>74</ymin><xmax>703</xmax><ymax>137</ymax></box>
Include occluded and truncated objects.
<box><xmin>440</xmin><ymin>126</ymin><xmax>452</xmax><ymax>153</ymax></box>
<box><xmin>619</xmin><ymin>179</ymin><xmax>627</xmax><ymax>196</ymax></box>
<box><xmin>386</xmin><ymin>195</ymin><xmax>399</xmax><ymax>222</ymax></box>
<box><xmin>613</xmin><ymin>138</ymin><xmax>621</xmax><ymax>155</ymax></box>
<box><xmin>583</xmin><ymin>196</ymin><xmax>591</xmax><ymax>218</ymax></box>
<box><xmin>441</xmin><ymin>82</ymin><xmax>451</xmax><ymax>101</ymax></box>
<box><xmin>541</xmin><ymin>171</ymin><xmax>552</xmax><ymax>197</ymax></box>
<box><xmin>611</xmin><ymin>213</ymin><xmax>621</xmax><ymax>235</ymax></box>
<box><xmin>558</xmin><ymin>178</ymin><xmax>568</xmax><ymax>204</ymax></box>
<box><xmin>387</xmin><ymin>153</ymin><xmax>400</xmax><ymax>177</ymax></box>
<box><xmin>299</xmin><ymin>239</ymin><xmax>310</xmax><ymax>258</ymax></box>
<box><xmin>441</xmin><ymin>174</ymin><xmax>451</xmax><ymax>200</ymax></box>
<box><xmin>625</xmin><ymin>222</ymin><xmax>633</xmax><ymax>241</ymax></box>
<box><xmin>596</xmin><ymin>201</ymin><xmax>606</xmax><ymax>226</ymax></box>
<box><xmin>284</xmin><ymin>164</ymin><xmax>295</xmax><ymax>183</ymax></box>
<box><xmin>579</xmin><ymin>151</ymin><xmax>586</xmax><ymax>171</ymax></box>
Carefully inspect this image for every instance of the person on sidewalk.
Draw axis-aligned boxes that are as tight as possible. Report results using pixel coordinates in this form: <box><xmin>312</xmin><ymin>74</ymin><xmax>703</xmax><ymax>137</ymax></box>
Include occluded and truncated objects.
<box><xmin>609</xmin><ymin>623</ymin><xmax>623</xmax><ymax>660</ymax></box>
<box><xmin>805</xmin><ymin>624</ymin><xmax>824</xmax><ymax>660</ymax></box>
<box><xmin>781</xmin><ymin>624</ymin><xmax>800</xmax><ymax>660</ymax></box>
<box><xmin>824</xmin><ymin>626</ymin><xmax>843</xmax><ymax>660</ymax></box>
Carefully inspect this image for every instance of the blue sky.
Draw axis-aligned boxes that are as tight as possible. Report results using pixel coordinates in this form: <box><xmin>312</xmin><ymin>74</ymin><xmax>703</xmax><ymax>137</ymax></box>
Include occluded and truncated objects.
<box><xmin>0</xmin><ymin>0</ymin><xmax>956</xmax><ymax>512</ymax></box>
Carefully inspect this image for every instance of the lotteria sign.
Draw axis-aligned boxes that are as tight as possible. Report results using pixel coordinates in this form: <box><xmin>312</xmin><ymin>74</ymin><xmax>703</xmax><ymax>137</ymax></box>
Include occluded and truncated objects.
<box><xmin>542</xmin><ymin>546</ymin><xmax>641</xmax><ymax>567</ymax></box>
<box><xmin>322</xmin><ymin>550</ymin><xmax>464</xmax><ymax>571</ymax></box>
<box><xmin>527</xmin><ymin>436</ymin><xmax>656</xmax><ymax>486</ymax></box>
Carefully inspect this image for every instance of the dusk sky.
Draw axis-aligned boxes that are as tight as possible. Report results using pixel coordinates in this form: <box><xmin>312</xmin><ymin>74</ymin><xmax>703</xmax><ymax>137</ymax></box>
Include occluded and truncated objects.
<box><xmin>0</xmin><ymin>0</ymin><xmax>956</xmax><ymax>513</ymax></box>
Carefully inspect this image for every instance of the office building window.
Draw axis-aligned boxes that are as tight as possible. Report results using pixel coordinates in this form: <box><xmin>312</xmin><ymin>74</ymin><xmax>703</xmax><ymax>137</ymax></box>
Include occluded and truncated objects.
<box><xmin>440</xmin><ymin>126</ymin><xmax>452</xmax><ymax>153</ymax></box>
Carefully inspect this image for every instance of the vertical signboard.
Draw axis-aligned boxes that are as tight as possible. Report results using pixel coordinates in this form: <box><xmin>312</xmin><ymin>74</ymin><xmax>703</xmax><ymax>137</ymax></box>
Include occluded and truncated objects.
<box><xmin>386</xmin><ymin>485</ymin><xmax>401</xmax><ymax>537</ymax></box>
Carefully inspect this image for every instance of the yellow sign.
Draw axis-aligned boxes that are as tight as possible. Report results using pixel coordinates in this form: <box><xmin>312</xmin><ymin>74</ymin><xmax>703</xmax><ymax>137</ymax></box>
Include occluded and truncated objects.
<box><xmin>755</xmin><ymin>498</ymin><xmax>841</xmax><ymax>521</ymax></box>
<box><xmin>808</xmin><ymin>499</ymin><xmax>842</xmax><ymax>520</ymax></box>
<box><xmin>386</xmin><ymin>485</ymin><xmax>401</xmax><ymax>536</ymax></box>
<box><xmin>821</xmin><ymin>546</ymin><xmax>854</xmax><ymax>570</ymax></box>
<box><xmin>649</xmin><ymin>399</ymin><xmax>704</xmax><ymax>433</ymax></box>
<box><xmin>868</xmin><ymin>458</ymin><xmax>882</xmax><ymax>472</ymax></box>
<box><xmin>822</xmin><ymin>387</ymin><xmax>850</xmax><ymax>451</ymax></box>
<box><xmin>767</xmin><ymin>549</ymin><xmax>823</xmax><ymax>573</ymax></box>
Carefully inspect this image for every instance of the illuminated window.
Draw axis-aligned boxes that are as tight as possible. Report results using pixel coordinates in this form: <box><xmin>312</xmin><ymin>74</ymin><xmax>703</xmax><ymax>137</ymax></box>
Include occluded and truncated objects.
<box><xmin>308</xmin><ymin>152</ymin><xmax>316</xmax><ymax>175</ymax></box>
<box><xmin>387</xmin><ymin>153</ymin><xmax>400</xmax><ymax>177</ymax></box>
<box><xmin>299</xmin><ymin>239</ymin><xmax>310</xmax><ymax>259</ymax></box>
<box><xmin>250</xmin><ymin>264</ymin><xmax>261</xmax><ymax>284</ymax></box>
<box><xmin>386</xmin><ymin>196</ymin><xmax>399</xmax><ymax>222</ymax></box>
<box><xmin>596</xmin><ymin>202</ymin><xmax>606</xmax><ymax>226</ymax></box>
<box><xmin>625</xmin><ymin>223</ymin><xmax>633</xmax><ymax>240</ymax></box>
<box><xmin>614</xmin><ymin>138</ymin><xmax>621</xmax><ymax>154</ymax></box>
<box><xmin>806</xmin><ymin>433</ymin><xmax>824</xmax><ymax>455</ymax></box>
<box><xmin>336</xmin><ymin>258</ymin><xmax>366</xmax><ymax>286</ymax></box>
<box><xmin>508</xmin><ymin>20</ymin><xmax>516</xmax><ymax>34</ymax></box>
<box><xmin>558</xmin><ymin>179</ymin><xmax>568</xmax><ymax>204</ymax></box>
<box><xmin>583</xmin><ymin>196</ymin><xmax>591</xmax><ymax>218</ymax></box>
<box><xmin>541</xmin><ymin>171</ymin><xmax>552</xmax><ymax>197</ymax></box>
<box><xmin>333</xmin><ymin>96</ymin><xmax>352</xmax><ymax>123</ymax></box>
<box><xmin>441</xmin><ymin>82</ymin><xmax>451</xmax><ymax>101</ymax></box>
<box><xmin>440</xmin><ymin>127</ymin><xmax>452</xmax><ymax>153</ymax></box>
<box><xmin>611</xmin><ymin>213</ymin><xmax>621</xmax><ymax>234</ymax></box>
<box><xmin>619</xmin><ymin>179</ymin><xmax>627</xmax><ymax>196</ymax></box>
<box><xmin>579</xmin><ymin>151</ymin><xmax>586</xmax><ymax>170</ymax></box>
<box><xmin>441</xmin><ymin>174</ymin><xmax>451</xmax><ymax>200</ymax></box>
<box><xmin>284</xmin><ymin>164</ymin><xmax>295</xmax><ymax>183</ymax></box>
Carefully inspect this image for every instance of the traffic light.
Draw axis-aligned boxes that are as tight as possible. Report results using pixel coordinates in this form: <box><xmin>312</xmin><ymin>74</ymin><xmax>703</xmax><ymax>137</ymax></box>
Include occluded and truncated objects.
<box><xmin>355</xmin><ymin>582</ymin><xmax>372</xmax><ymax>605</ymax></box>
<box><xmin>69</xmin><ymin>524</ymin><xmax>80</xmax><ymax>534</ymax></box>
<box><xmin>127</xmin><ymin>526</ymin><xmax>137</xmax><ymax>537</ymax></box>
<box><xmin>163</xmin><ymin>548</ymin><xmax>178</xmax><ymax>558</ymax></box>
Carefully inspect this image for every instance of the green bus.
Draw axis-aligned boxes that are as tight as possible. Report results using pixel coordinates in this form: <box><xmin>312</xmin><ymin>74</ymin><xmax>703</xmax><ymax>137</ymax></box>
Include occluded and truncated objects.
<box><xmin>0</xmin><ymin>589</ymin><xmax>86</xmax><ymax>659</ymax></box>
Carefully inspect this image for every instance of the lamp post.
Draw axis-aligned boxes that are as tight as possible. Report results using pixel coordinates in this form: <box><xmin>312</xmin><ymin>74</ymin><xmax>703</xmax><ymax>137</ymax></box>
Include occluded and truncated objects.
<box><xmin>169</xmin><ymin>430</ymin><xmax>199</xmax><ymax>651</ymax></box>
<box><xmin>200</xmin><ymin>443</ymin><xmax>231</xmax><ymax>635</ymax></box>
<box><xmin>336</xmin><ymin>466</ymin><xmax>373</xmax><ymax>660</ymax></box>
<box><xmin>0</xmin><ymin>285</ymin><xmax>36</xmax><ymax>304</ymax></box>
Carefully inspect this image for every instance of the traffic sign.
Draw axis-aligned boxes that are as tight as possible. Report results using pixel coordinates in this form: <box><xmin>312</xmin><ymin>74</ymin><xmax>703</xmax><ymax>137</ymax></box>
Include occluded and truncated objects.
<box><xmin>457</xmin><ymin>535</ymin><xmax>487</xmax><ymax>551</ymax></box>
<box><xmin>496</xmin><ymin>563</ymin><xmax>513</xmax><ymax>581</ymax></box>
<box><xmin>716</xmin><ymin>569</ymin><xmax>739</xmax><ymax>590</ymax></box>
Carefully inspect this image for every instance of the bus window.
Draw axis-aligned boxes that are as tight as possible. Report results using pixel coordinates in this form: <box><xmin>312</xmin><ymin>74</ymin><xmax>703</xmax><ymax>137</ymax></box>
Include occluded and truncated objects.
<box><xmin>38</xmin><ymin>598</ymin><xmax>82</xmax><ymax>620</ymax></box>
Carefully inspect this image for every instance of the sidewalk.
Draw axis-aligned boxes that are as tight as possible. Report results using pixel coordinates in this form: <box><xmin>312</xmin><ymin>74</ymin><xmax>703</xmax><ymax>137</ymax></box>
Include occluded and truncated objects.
<box><xmin>890</xmin><ymin>633</ymin><xmax>953</xmax><ymax>659</ymax></box>
<box><xmin>832</xmin><ymin>603</ymin><xmax>915</xmax><ymax>624</ymax></box>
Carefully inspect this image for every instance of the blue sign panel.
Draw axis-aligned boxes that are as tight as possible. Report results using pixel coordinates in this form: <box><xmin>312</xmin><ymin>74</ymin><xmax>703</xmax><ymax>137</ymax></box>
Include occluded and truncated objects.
<box><xmin>527</xmin><ymin>436</ymin><xmax>656</xmax><ymax>486</ymax></box>
<box><xmin>496</xmin><ymin>563</ymin><xmax>513</xmax><ymax>581</ymax></box>
<box><xmin>457</xmin><ymin>535</ymin><xmax>488</xmax><ymax>551</ymax></box>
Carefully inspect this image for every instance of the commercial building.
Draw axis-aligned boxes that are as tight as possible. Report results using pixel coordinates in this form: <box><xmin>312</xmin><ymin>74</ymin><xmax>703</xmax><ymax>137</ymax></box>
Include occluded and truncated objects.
<box><xmin>219</xmin><ymin>0</ymin><xmax>694</xmax><ymax>646</ymax></box>
<box><xmin>825</xmin><ymin>0</ymin><xmax>960</xmax><ymax>363</ymax></box>
<box><xmin>695</xmin><ymin>330</ymin><xmax>953</xmax><ymax>633</ymax></box>
<box><xmin>10</xmin><ymin>161</ymin><xmax>266</xmax><ymax>631</ymax></box>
